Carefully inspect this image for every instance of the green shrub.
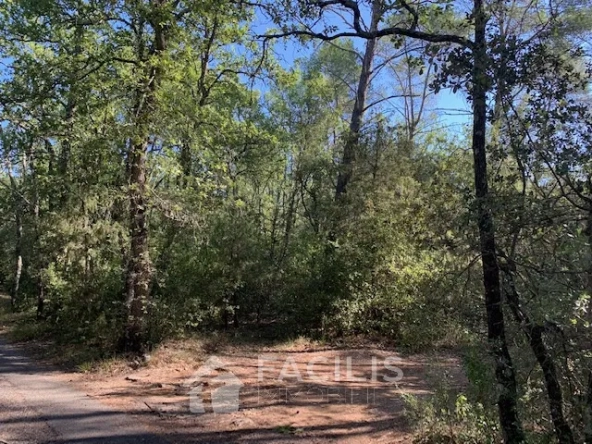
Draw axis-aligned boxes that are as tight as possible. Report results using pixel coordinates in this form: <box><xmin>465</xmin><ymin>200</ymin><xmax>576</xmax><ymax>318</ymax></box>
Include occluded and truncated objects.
<box><xmin>403</xmin><ymin>392</ymin><xmax>500</xmax><ymax>444</ymax></box>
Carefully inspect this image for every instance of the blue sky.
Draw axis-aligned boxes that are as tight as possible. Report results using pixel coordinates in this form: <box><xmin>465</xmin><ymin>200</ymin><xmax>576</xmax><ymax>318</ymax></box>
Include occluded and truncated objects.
<box><xmin>251</xmin><ymin>7</ymin><xmax>472</xmax><ymax>135</ymax></box>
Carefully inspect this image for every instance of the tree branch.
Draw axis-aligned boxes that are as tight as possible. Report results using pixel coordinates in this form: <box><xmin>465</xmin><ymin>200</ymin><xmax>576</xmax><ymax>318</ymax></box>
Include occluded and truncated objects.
<box><xmin>260</xmin><ymin>28</ymin><xmax>472</xmax><ymax>48</ymax></box>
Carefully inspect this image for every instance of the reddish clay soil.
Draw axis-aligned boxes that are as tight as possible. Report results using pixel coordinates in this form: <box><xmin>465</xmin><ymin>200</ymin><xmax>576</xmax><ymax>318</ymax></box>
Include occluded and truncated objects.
<box><xmin>57</xmin><ymin>338</ymin><xmax>465</xmax><ymax>443</ymax></box>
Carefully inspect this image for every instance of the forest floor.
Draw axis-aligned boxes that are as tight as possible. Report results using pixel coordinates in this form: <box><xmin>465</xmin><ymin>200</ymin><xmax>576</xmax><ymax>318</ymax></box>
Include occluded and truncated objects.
<box><xmin>0</xmin><ymin>298</ymin><xmax>466</xmax><ymax>443</ymax></box>
<box><xmin>64</xmin><ymin>339</ymin><xmax>466</xmax><ymax>443</ymax></box>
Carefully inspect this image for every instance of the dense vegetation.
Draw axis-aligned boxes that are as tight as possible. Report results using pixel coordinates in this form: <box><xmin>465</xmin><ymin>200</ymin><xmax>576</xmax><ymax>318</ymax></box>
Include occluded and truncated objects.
<box><xmin>0</xmin><ymin>0</ymin><xmax>591</xmax><ymax>442</ymax></box>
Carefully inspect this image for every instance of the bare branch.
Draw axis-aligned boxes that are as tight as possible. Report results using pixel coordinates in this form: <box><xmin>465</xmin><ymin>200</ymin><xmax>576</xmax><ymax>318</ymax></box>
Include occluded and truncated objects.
<box><xmin>260</xmin><ymin>28</ymin><xmax>472</xmax><ymax>48</ymax></box>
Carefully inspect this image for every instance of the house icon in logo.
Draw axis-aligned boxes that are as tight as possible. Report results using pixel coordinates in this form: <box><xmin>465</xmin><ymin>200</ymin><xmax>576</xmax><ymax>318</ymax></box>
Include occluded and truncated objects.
<box><xmin>186</xmin><ymin>356</ymin><xmax>243</xmax><ymax>414</ymax></box>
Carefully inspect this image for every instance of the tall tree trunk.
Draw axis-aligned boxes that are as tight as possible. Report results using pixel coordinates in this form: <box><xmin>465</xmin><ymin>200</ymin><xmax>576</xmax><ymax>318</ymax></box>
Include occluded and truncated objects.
<box><xmin>123</xmin><ymin>0</ymin><xmax>167</xmax><ymax>353</ymax></box>
<box><xmin>12</xmin><ymin>208</ymin><xmax>22</xmax><ymax>310</ymax></box>
<box><xmin>492</xmin><ymin>10</ymin><xmax>572</xmax><ymax>439</ymax></box>
<box><xmin>27</xmin><ymin>144</ymin><xmax>46</xmax><ymax>320</ymax></box>
<box><xmin>125</xmin><ymin>136</ymin><xmax>151</xmax><ymax>352</ymax></box>
<box><xmin>57</xmin><ymin>25</ymin><xmax>82</xmax><ymax>205</ymax></box>
<box><xmin>58</xmin><ymin>92</ymin><xmax>75</xmax><ymax>205</ymax></box>
<box><xmin>585</xmin><ymin>370</ymin><xmax>592</xmax><ymax>444</ymax></box>
<box><xmin>281</xmin><ymin>183</ymin><xmax>298</xmax><ymax>261</ymax></box>
<box><xmin>8</xmin><ymin>166</ymin><xmax>22</xmax><ymax>310</ymax></box>
<box><xmin>585</xmin><ymin>198</ymin><xmax>592</xmax><ymax>444</ymax></box>
<box><xmin>471</xmin><ymin>0</ymin><xmax>524</xmax><ymax>441</ymax></box>
<box><xmin>587</xmin><ymin>193</ymin><xmax>592</xmax><ymax>329</ymax></box>
<box><xmin>335</xmin><ymin>0</ymin><xmax>382</xmax><ymax>199</ymax></box>
<box><xmin>502</xmin><ymin>265</ymin><xmax>574</xmax><ymax>443</ymax></box>
<box><xmin>529</xmin><ymin>328</ymin><xmax>574</xmax><ymax>444</ymax></box>
<box><xmin>176</xmin><ymin>17</ymin><xmax>219</xmax><ymax>187</ymax></box>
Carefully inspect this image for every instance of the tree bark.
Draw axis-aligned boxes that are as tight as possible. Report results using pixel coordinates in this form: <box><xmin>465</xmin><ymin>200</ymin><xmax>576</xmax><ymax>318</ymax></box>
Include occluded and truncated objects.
<box><xmin>502</xmin><ymin>265</ymin><xmax>574</xmax><ymax>444</ymax></box>
<box><xmin>57</xmin><ymin>25</ymin><xmax>82</xmax><ymax>205</ymax></box>
<box><xmin>25</xmin><ymin>143</ymin><xmax>47</xmax><ymax>320</ymax></box>
<box><xmin>492</xmin><ymin>9</ymin><xmax>573</xmax><ymax>439</ymax></box>
<box><xmin>585</xmin><ymin>370</ymin><xmax>592</xmax><ymax>444</ymax></box>
<box><xmin>281</xmin><ymin>183</ymin><xmax>298</xmax><ymax>261</ymax></box>
<box><xmin>12</xmin><ymin>215</ymin><xmax>22</xmax><ymax>310</ymax></box>
<box><xmin>335</xmin><ymin>0</ymin><xmax>382</xmax><ymax>199</ymax></box>
<box><xmin>529</xmin><ymin>328</ymin><xmax>574</xmax><ymax>444</ymax></box>
<box><xmin>8</xmin><ymin>168</ymin><xmax>22</xmax><ymax>311</ymax></box>
<box><xmin>471</xmin><ymin>0</ymin><xmax>524</xmax><ymax>441</ymax></box>
<box><xmin>585</xmin><ymin>197</ymin><xmax>592</xmax><ymax>443</ymax></box>
<box><xmin>587</xmin><ymin>195</ymin><xmax>592</xmax><ymax>328</ymax></box>
<box><xmin>124</xmin><ymin>135</ymin><xmax>151</xmax><ymax>352</ymax></box>
<box><xmin>123</xmin><ymin>0</ymin><xmax>167</xmax><ymax>353</ymax></box>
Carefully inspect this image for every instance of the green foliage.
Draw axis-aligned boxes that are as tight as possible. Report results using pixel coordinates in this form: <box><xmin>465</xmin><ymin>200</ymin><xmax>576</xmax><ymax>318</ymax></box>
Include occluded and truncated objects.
<box><xmin>0</xmin><ymin>0</ymin><xmax>590</xmax><ymax>440</ymax></box>
<box><xmin>404</xmin><ymin>392</ymin><xmax>500</xmax><ymax>444</ymax></box>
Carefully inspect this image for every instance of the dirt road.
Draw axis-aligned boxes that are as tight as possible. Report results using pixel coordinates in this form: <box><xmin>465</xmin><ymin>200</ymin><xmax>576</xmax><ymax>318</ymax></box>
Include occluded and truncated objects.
<box><xmin>0</xmin><ymin>333</ymin><xmax>465</xmax><ymax>443</ymax></box>
<box><xmin>0</xmin><ymin>339</ymin><xmax>168</xmax><ymax>444</ymax></box>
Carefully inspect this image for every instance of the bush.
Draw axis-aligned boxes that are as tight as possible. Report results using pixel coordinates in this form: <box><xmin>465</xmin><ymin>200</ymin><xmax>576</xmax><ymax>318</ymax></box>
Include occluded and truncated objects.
<box><xmin>403</xmin><ymin>392</ymin><xmax>500</xmax><ymax>444</ymax></box>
